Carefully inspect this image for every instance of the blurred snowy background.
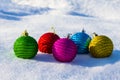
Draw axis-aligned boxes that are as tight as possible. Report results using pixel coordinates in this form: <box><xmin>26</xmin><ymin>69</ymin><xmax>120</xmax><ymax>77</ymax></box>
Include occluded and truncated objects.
<box><xmin>0</xmin><ymin>0</ymin><xmax>120</xmax><ymax>80</ymax></box>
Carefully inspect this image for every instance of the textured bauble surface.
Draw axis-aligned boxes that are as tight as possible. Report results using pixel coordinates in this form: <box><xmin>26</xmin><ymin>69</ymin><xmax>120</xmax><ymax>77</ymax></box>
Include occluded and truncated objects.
<box><xmin>52</xmin><ymin>38</ymin><xmax>77</xmax><ymax>62</ymax></box>
<box><xmin>14</xmin><ymin>36</ymin><xmax>38</xmax><ymax>59</ymax></box>
<box><xmin>38</xmin><ymin>32</ymin><xmax>60</xmax><ymax>54</ymax></box>
<box><xmin>89</xmin><ymin>35</ymin><xmax>113</xmax><ymax>58</ymax></box>
<box><xmin>70</xmin><ymin>31</ymin><xmax>91</xmax><ymax>54</ymax></box>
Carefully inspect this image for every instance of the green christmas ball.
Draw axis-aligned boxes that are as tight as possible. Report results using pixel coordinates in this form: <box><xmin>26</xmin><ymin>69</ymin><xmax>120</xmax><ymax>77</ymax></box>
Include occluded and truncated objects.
<box><xmin>14</xmin><ymin>30</ymin><xmax>38</xmax><ymax>59</ymax></box>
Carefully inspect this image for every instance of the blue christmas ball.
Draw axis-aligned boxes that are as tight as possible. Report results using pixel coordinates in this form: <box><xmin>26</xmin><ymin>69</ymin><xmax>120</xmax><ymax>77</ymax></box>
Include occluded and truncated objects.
<box><xmin>70</xmin><ymin>30</ymin><xmax>91</xmax><ymax>54</ymax></box>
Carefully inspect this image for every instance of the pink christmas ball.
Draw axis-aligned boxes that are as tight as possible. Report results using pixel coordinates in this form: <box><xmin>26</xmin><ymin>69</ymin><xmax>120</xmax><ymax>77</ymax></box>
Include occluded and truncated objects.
<box><xmin>52</xmin><ymin>38</ymin><xmax>77</xmax><ymax>62</ymax></box>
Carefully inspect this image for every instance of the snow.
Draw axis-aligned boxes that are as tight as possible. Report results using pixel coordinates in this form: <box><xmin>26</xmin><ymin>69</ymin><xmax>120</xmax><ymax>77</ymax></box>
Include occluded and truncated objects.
<box><xmin>0</xmin><ymin>0</ymin><xmax>120</xmax><ymax>80</ymax></box>
<box><xmin>12</xmin><ymin>0</ymin><xmax>120</xmax><ymax>20</ymax></box>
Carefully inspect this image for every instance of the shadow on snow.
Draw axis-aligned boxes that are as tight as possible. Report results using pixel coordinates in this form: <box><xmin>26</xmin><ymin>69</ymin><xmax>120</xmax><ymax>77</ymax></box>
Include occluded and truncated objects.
<box><xmin>34</xmin><ymin>53</ymin><xmax>57</xmax><ymax>63</ymax></box>
<box><xmin>0</xmin><ymin>7</ymin><xmax>50</xmax><ymax>21</ymax></box>
<box><xmin>68</xmin><ymin>11</ymin><xmax>93</xmax><ymax>17</ymax></box>
<box><xmin>0</xmin><ymin>10</ymin><xmax>29</xmax><ymax>17</ymax></box>
<box><xmin>34</xmin><ymin>50</ymin><xmax>120</xmax><ymax>67</ymax></box>
<box><xmin>71</xmin><ymin>50</ymin><xmax>120</xmax><ymax>67</ymax></box>
<box><xmin>0</xmin><ymin>14</ymin><xmax>21</xmax><ymax>21</ymax></box>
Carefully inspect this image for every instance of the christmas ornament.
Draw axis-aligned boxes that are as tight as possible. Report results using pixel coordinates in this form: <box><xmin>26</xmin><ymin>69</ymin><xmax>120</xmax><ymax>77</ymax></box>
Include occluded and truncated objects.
<box><xmin>70</xmin><ymin>29</ymin><xmax>91</xmax><ymax>54</ymax></box>
<box><xmin>38</xmin><ymin>27</ymin><xmax>60</xmax><ymax>53</ymax></box>
<box><xmin>52</xmin><ymin>34</ymin><xmax>77</xmax><ymax>62</ymax></box>
<box><xmin>14</xmin><ymin>30</ymin><xmax>38</xmax><ymax>59</ymax></box>
<box><xmin>89</xmin><ymin>33</ymin><xmax>113</xmax><ymax>58</ymax></box>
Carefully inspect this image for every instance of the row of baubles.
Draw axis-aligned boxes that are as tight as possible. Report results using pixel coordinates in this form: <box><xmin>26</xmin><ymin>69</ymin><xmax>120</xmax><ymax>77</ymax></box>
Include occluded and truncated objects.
<box><xmin>13</xmin><ymin>29</ymin><xmax>113</xmax><ymax>62</ymax></box>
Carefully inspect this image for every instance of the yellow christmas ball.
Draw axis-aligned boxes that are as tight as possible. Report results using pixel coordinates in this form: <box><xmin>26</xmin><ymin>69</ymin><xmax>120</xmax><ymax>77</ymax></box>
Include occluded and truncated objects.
<box><xmin>89</xmin><ymin>33</ymin><xmax>113</xmax><ymax>58</ymax></box>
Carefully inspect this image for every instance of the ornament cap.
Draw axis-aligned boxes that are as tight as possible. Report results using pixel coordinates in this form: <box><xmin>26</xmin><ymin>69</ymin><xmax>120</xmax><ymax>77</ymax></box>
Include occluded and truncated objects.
<box><xmin>22</xmin><ymin>30</ymin><xmax>29</xmax><ymax>36</ymax></box>
<box><xmin>67</xmin><ymin>33</ymin><xmax>72</xmax><ymax>39</ymax></box>
<box><xmin>93</xmin><ymin>32</ymin><xmax>98</xmax><ymax>37</ymax></box>
<box><xmin>82</xmin><ymin>28</ymin><xmax>85</xmax><ymax>33</ymax></box>
<box><xmin>50</xmin><ymin>26</ymin><xmax>56</xmax><ymax>34</ymax></box>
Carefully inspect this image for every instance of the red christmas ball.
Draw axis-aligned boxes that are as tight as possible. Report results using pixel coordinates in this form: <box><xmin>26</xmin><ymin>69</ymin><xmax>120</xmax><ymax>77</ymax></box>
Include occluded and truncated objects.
<box><xmin>38</xmin><ymin>32</ymin><xmax>60</xmax><ymax>54</ymax></box>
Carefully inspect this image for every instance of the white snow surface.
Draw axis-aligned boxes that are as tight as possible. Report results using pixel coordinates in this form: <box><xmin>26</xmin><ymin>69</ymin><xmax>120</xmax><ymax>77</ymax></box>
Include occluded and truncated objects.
<box><xmin>0</xmin><ymin>0</ymin><xmax>120</xmax><ymax>80</ymax></box>
<box><xmin>12</xmin><ymin>0</ymin><xmax>120</xmax><ymax>20</ymax></box>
